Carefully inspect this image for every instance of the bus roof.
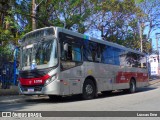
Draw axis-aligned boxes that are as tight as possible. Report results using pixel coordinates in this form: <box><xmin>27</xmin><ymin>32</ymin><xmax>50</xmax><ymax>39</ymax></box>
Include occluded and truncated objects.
<box><xmin>57</xmin><ymin>27</ymin><xmax>145</xmax><ymax>56</ymax></box>
<box><xmin>22</xmin><ymin>26</ymin><xmax>145</xmax><ymax>56</ymax></box>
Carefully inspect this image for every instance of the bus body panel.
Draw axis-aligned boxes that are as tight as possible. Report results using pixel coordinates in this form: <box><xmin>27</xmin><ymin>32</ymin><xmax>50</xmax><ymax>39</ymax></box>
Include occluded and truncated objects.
<box><xmin>59</xmin><ymin>65</ymin><xmax>84</xmax><ymax>95</ymax></box>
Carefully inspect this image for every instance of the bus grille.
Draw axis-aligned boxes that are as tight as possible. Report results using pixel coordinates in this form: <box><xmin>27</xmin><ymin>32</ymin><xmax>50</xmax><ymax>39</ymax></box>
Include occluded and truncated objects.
<box><xmin>21</xmin><ymin>85</ymin><xmax>43</xmax><ymax>92</ymax></box>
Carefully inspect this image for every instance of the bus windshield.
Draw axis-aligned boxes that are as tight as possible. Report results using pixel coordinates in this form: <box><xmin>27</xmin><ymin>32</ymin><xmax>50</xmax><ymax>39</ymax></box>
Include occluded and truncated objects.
<box><xmin>21</xmin><ymin>37</ymin><xmax>58</xmax><ymax>70</ymax></box>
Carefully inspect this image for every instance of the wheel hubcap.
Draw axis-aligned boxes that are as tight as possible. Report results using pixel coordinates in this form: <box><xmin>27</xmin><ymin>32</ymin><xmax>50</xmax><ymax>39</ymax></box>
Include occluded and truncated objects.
<box><xmin>86</xmin><ymin>84</ymin><xmax>93</xmax><ymax>94</ymax></box>
<box><xmin>131</xmin><ymin>82</ymin><xmax>135</xmax><ymax>92</ymax></box>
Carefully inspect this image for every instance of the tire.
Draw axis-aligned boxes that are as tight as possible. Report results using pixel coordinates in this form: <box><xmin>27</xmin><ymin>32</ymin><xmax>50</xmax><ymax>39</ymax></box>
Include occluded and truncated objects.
<box><xmin>129</xmin><ymin>79</ymin><xmax>136</xmax><ymax>93</ymax></box>
<box><xmin>82</xmin><ymin>79</ymin><xmax>96</xmax><ymax>100</ymax></box>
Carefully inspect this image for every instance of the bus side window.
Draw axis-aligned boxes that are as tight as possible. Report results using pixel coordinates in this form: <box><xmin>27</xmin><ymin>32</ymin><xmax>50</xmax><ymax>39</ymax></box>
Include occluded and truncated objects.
<box><xmin>67</xmin><ymin>45</ymin><xmax>72</xmax><ymax>60</ymax></box>
<box><xmin>88</xmin><ymin>42</ymin><xmax>94</xmax><ymax>61</ymax></box>
<box><xmin>88</xmin><ymin>42</ymin><xmax>100</xmax><ymax>62</ymax></box>
<box><xmin>103</xmin><ymin>46</ymin><xmax>114</xmax><ymax>64</ymax></box>
<box><xmin>64</xmin><ymin>43</ymin><xmax>82</xmax><ymax>62</ymax></box>
<box><xmin>72</xmin><ymin>46</ymin><xmax>82</xmax><ymax>62</ymax></box>
<box><xmin>91</xmin><ymin>48</ymin><xmax>96</xmax><ymax>62</ymax></box>
<box><xmin>96</xmin><ymin>44</ymin><xmax>101</xmax><ymax>62</ymax></box>
<box><xmin>113</xmin><ymin>48</ymin><xmax>120</xmax><ymax>65</ymax></box>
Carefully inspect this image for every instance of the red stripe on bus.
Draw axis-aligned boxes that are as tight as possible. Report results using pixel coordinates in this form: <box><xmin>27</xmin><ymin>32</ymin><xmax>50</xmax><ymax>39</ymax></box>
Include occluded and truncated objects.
<box><xmin>116</xmin><ymin>72</ymin><xmax>148</xmax><ymax>83</ymax></box>
<box><xmin>19</xmin><ymin>74</ymin><xmax>50</xmax><ymax>85</ymax></box>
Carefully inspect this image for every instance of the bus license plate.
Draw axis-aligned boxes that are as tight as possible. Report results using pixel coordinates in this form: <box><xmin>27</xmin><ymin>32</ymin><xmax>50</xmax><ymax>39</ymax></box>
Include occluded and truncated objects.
<box><xmin>28</xmin><ymin>88</ymin><xmax>34</xmax><ymax>92</ymax></box>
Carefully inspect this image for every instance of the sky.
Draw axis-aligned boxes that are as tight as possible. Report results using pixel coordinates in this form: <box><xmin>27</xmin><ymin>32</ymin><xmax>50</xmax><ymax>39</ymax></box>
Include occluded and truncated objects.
<box><xmin>144</xmin><ymin>27</ymin><xmax>160</xmax><ymax>51</ymax></box>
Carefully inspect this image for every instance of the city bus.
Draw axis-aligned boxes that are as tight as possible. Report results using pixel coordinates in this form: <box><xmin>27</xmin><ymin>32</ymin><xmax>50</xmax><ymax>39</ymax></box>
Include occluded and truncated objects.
<box><xmin>18</xmin><ymin>26</ymin><xmax>149</xmax><ymax>100</ymax></box>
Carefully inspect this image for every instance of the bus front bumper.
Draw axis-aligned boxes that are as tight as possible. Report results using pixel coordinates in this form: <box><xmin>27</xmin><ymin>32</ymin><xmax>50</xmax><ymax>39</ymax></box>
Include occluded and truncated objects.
<box><xmin>18</xmin><ymin>80</ymin><xmax>62</xmax><ymax>95</ymax></box>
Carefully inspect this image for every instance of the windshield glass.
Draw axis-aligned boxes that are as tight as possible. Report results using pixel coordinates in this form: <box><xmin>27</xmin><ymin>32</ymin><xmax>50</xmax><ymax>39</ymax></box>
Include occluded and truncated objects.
<box><xmin>21</xmin><ymin>37</ymin><xmax>58</xmax><ymax>70</ymax></box>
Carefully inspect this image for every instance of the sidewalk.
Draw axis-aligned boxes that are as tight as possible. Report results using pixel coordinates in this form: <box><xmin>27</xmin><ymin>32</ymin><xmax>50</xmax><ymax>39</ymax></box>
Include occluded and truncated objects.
<box><xmin>0</xmin><ymin>85</ymin><xmax>19</xmax><ymax>96</ymax></box>
<box><xmin>149</xmin><ymin>79</ymin><xmax>160</xmax><ymax>85</ymax></box>
<box><xmin>0</xmin><ymin>79</ymin><xmax>160</xmax><ymax>96</ymax></box>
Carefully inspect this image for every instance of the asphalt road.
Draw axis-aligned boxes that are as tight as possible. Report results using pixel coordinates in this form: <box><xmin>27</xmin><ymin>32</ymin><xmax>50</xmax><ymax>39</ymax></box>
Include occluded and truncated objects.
<box><xmin>1</xmin><ymin>83</ymin><xmax>160</xmax><ymax>120</ymax></box>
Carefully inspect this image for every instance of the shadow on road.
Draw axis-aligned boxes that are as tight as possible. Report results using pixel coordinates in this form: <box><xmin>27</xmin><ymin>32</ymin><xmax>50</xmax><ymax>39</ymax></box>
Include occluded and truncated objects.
<box><xmin>25</xmin><ymin>86</ymin><xmax>157</xmax><ymax>103</ymax></box>
<box><xmin>0</xmin><ymin>85</ymin><xmax>158</xmax><ymax>111</ymax></box>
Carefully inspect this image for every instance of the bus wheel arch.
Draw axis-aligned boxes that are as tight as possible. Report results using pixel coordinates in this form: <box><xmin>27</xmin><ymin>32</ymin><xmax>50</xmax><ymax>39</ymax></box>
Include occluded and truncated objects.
<box><xmin>82</xmin><ymin>76</ymin><xmax>97</xmax><ymax>100</ymax></box>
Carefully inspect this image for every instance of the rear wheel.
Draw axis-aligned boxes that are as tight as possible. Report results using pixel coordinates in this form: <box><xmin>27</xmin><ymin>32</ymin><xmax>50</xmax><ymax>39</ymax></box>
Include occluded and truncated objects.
<box><xmin>129</xmin><ymin>79</ymin><xmax>136</xmax><ymax>93</ymax></box>
<box><xmin>123</xmin><ymin>79</ymin><xmax>136</xmax><ymax>93</ymax></box>
<box><xmin>82</xmin><ymin>79</ymin><xmax>96</xmax><ymax>100</ymax></box>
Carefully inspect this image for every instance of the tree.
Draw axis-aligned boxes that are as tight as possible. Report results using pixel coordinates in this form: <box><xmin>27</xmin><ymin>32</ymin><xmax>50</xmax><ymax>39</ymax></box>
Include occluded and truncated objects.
<box><xmin>89</xmin><ymin>1</ymin><xmax>140</xmax><ymax>43</ymax></box>
<box><xmin>29</xmin><ymin>0</ymin><xmax>93</xmax><ymax>33</ymax></box>
<box><xmin>138</xmin><ymin>0</ymin><xmax>160</xmax><ymax>41</ymax></box>
<box><xmin>86</xmin><ymin>0</ymin><xmax>152</xmax><ymax>53</ymax></box>
<box><xmin>0</xmin><ymin>0</ymin><xmax>21</xmax><ymax>66</ymax></box>
<box><xmin>0</xmin><ymin>0</ymin><xmax>154</xmax><ymax>56</ymax></box>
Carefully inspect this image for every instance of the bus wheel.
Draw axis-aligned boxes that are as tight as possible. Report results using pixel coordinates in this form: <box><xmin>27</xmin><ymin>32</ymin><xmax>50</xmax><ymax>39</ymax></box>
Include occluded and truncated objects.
<box><xmin>129</xmin><ymin>79</ymin><xmax>136</xmax><ymax>93</ymax></box>
<box><xmin>82</xmin><ymin>79</ymin><xmax>96</xmax><ymax>100</ymax></box>
<box><xmin>48</xmin><ymin>95</ymin><xmax>62</xmax><ymax>101</ymax></box>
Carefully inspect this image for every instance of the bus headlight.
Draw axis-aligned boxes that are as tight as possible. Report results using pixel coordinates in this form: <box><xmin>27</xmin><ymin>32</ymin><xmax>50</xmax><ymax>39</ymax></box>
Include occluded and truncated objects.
<box><xmin>45</xmin><ymin>74</ymin><xmax>57</xmax><ymax>85</ymax></box>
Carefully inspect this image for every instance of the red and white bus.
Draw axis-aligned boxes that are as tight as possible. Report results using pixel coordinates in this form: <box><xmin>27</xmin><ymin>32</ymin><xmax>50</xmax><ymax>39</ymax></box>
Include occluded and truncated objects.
<box><xmin>18</xmin><ymin>26</ymin><xmax>149</xmax><ymax>100</ymax></box>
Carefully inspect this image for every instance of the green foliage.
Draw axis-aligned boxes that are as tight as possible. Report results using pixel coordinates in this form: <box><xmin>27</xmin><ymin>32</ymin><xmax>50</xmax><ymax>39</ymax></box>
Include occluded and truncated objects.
<box><xmin>0</xmin><ymin>0</ymin><xmax>21</xmax><ymax>64</ymax></box>
<box><xmin>34</xmin><ymin>0</ymin><xmax>93</xmax><ymax>33</ymax></box>
<box><xmin>89</xmin><ymin>0</ymin><xmax>152</xmax><ymax>53</ymax></box>
<box><xmin>0</xmin><ymin>0</ymin><xmax>156</xmax><ymax>56</ymax></box>
<box><xmin>135</xmin><ymin>0</ymin><xmax>145</xmax><ymax>4</ymax></box>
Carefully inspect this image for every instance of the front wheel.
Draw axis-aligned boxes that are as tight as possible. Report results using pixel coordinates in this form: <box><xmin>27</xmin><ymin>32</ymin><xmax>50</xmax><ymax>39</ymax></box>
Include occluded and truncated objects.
<box><xmin>82</xmin><ymin>80</ymin><xmax>96</xmax><ymax>100</ymax></box>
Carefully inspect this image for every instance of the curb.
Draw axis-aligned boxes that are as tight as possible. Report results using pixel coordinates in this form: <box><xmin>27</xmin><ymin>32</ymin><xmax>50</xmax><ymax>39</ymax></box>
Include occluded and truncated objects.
<box><xmin>0</xmin><ymin>86</ymin><xmax>19</xmax><ymax>96</ymax></box>
<box><xmin>149</xmin><ymin>79</ymin><xmax>160</xmax><ymax>85</ymax></box>
<box><xmin>0</xmin><ymin>95</ymin><xmax>37</xmax><ymax>103</ymax></box>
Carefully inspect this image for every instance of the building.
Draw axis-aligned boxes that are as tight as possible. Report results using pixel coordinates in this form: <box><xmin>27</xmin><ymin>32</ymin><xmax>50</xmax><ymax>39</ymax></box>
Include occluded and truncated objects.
<box><xmin>148</xmin><ymin>54</ymin><xmax>160</xmax><ymax>77</ymax></box>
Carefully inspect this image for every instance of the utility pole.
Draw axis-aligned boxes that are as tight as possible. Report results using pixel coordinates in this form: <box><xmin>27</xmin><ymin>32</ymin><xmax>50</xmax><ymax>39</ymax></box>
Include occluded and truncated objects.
<box><xmin>156</xmin><ymin>33</ymin><xmax>160</xmax><ymax>62</ymax></box>
<box><xmin>32</xmin><ymin>0</ymin><xmax>45</xmax><ymax>30</ymax></box>
<box><xmin>32</xmin><ymin>0</ymin><xmax>36</xmax><ymax>30</ymax></box>
<box><xmin>156</xmin><ymin>34</ymin><xmax>158</xmax><ymax>54</ymax></box>
<box><xmin>139</xmin><ymin>21</ymin><xmax>144</xmax><ymax>68</ymax></box>
<box><xmin>139</xmin><ymin>22</ymin><xmax>143</xmax><ymax>52</ymax></box>
<box><xmin>135</xmin><ymin>0</ymin><xmax>143</xmax><ymax>52</ymax></box>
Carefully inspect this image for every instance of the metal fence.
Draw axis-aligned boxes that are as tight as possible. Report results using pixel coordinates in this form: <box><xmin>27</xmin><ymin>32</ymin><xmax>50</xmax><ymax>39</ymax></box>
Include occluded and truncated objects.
<box><xmin>0</xmin><ymin>62</ymin><xmax>16</xmax><ymax>89</ymax></box>
<box><xmin>0</xmin><ymin>50</ymin><xmax>19</xmax><ymax>89</ymax></box>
